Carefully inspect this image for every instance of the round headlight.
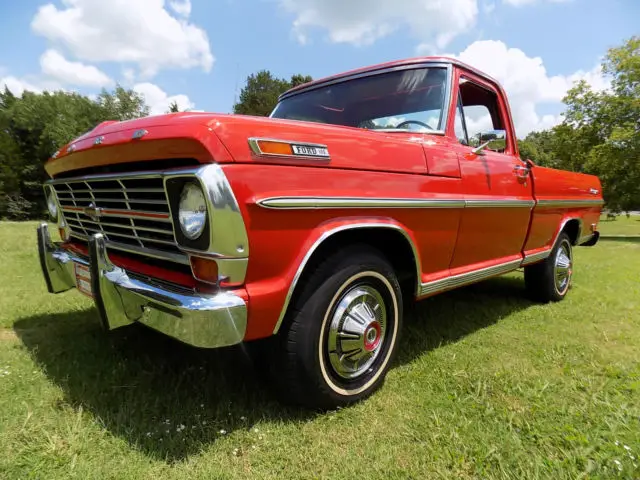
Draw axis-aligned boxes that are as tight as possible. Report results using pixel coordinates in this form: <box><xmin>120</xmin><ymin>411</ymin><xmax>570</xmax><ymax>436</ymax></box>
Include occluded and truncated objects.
<box><xmin>178</xmin><ymin>183</ymin><xmax>207</xmax><ymax>240</ymax></box>
<box><xmin>46</xmin><ymin>187</ymin><xmax>58</xmax><ymax>221</ymax></box>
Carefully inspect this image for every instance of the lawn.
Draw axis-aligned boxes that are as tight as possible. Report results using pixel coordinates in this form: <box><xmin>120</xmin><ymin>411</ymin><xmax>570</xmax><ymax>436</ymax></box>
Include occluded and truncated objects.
<box><xmin>597</xmin><ymin>214</ymin><xmax>640</xmax><ymax>237</ymax></box>
<box><xmin>1</xmin><ymin>221</ymin><xmax>639</xmax><ymax>479</ymax></box>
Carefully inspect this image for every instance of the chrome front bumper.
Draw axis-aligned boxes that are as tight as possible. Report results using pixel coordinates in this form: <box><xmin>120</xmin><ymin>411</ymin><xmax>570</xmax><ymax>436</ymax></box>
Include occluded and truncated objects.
<box><xmin>37</xmin><ymin>223</ymin><xmax>247</xmax><ymax>348</ymax></box>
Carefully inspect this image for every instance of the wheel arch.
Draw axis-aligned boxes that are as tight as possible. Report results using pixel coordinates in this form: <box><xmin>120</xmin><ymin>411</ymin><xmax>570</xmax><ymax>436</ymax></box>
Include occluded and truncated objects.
<box><xmin>272</xmin><ymin>221</ymin><xmax>421</xmax><ymax>334</ymax></box>
<box><xmin>559</xmin><ymin>217</ymin><xmax>583</xmax><ymax>246</ymax></box>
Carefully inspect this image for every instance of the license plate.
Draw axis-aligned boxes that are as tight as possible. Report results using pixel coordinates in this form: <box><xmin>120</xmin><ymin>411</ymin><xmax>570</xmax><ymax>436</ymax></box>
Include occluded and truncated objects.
<box><xmin>75</xmin><ymin>263</ymin><xmax>93</xmax><ymax>297</ymax></box>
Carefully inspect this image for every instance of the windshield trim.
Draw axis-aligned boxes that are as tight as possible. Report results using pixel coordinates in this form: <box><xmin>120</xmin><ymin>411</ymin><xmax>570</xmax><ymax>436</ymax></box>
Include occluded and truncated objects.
<box><xmin>270</xmin><ymin>62</ymin><xmax>454</xmax><ymax>135</ymax></box>
<box><xmin>371</xmin><ymin>128</ymin><xmax>446</xmax><ymax>135</ymax></box>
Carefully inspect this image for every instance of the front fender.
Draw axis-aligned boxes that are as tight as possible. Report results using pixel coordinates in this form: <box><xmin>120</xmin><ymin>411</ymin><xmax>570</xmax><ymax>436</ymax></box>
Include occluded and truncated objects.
<box><xmin>243</xmin><ymin>217</ymin><xmax>420</xmax><ymax>340</ymax></box>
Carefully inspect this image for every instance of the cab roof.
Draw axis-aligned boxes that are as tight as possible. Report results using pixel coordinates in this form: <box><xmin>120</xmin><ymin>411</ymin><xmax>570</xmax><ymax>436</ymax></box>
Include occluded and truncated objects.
<box><xmin>279</xmin><ymin>56</ymin><xmax>501</xmax><ymax>101</ymax></box>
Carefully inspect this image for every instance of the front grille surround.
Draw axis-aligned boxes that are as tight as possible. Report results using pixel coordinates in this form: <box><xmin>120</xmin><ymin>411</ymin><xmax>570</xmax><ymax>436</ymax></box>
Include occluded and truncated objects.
<box><xmin>51</xmin><ymin>173</ymin><xmax>185</xmax><ymax>264</ymax></box>
<box><xmin>46</xmin><ymin>164</ymin><xmax>251</xmax><ymax>287</ymax></box>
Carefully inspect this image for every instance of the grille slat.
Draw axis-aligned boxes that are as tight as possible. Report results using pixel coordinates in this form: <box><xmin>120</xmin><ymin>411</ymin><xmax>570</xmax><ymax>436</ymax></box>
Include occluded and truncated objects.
<box><xmin>61</xmin><ymin>207</ymin><xmax>173</xmax><ymax>222</ymax></box>
<box><xmin>58</xmin><ymin>188</ymin><xmax>166</xmax><ymax>194</ymax></box>
<box><xmin>60</xmin><ymin>197</ymin><xmax>168</xmax><ymax>205</ymax></box>
<box><xmin>54</xmin><ymin>174</ymin><xmax>183</xmax><ymax>263</ymax></box>
<box><xmin>66</xmin><ymin>218</ymin><xmax>174</xmax><ymax>236</ymax></box>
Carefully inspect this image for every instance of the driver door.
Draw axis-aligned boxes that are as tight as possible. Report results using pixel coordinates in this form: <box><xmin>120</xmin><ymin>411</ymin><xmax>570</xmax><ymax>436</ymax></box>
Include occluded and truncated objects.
<box><xmin>449</xmin><ymin>71</ymin><xmax>534</xmax><ymax>271</ymax></box>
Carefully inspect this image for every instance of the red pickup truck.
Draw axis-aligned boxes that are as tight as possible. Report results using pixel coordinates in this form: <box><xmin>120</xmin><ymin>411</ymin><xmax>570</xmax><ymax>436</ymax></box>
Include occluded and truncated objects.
<box><xmin>38</xmin><ymin>57</ymin><xmax>603</xmax><ymax>409</ymax></box>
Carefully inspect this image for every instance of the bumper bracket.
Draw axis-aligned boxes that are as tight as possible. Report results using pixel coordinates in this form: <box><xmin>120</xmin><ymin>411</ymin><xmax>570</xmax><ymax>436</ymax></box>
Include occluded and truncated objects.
<box><xmin>37</xmin><ymin>223</ymin><xmax>248</xmax><ymax>348</ymax></box>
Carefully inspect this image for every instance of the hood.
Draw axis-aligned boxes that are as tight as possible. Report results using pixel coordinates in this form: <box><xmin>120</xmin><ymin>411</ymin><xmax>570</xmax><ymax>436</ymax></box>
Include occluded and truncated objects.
<box><xmin>45</xmin><ymin>112</ymin><xmax>235</xmax><ymax>177</ymax></box>
<box><xmin>46</xmin><ymin>112</ymin><xmax>432</xmax><ymax>178</ymax></box>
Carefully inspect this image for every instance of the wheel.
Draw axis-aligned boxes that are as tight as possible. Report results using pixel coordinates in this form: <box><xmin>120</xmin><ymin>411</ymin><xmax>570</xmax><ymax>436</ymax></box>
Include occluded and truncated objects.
<box><xmin>273</xmin><ymin>246</ymin><xmax>403</xmax><ymax>409</ymax></box>
<box><xmin>525</xmin><ymin>232</ymin><xmax>573</xmax><ymax>302</ymax></box>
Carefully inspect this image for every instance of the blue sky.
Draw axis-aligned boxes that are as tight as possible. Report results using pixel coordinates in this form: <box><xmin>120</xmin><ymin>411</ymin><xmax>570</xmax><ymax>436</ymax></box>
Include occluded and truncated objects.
<box><xmin>0</xmin><ymin>0</ymin><xmax>638</xmax><ymax>136</ymax></box>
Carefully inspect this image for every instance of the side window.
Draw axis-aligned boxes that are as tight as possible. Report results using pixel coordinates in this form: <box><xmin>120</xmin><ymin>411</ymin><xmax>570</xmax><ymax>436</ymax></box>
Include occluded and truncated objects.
<box><xmin>458</xmin><ymin>78</ymin><xmax>507</xmax><ymax>153</ymax></box>
<box><xmin>454</xmin><ymin>94</ymin><xmax>469</xmax><ymax>145</ymax></box>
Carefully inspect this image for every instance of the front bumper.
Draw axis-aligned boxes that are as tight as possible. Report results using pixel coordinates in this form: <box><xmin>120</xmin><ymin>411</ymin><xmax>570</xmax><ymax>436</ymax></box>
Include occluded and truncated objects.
<box><xmin>37</xmin><ymin>223</ymin><xmax>247</xmax><ymax>348</ymax></box>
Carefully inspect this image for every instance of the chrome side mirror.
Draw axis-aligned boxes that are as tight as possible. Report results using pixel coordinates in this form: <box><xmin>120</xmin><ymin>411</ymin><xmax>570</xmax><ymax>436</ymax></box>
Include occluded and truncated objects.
<box><xmin>470</xmin><ymin>129</ymin><xmax>506</xmax><ymax>156</ymax></box>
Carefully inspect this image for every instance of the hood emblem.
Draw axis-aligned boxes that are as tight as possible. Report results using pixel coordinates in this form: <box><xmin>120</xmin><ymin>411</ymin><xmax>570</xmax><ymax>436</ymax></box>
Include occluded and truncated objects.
<box><xmin>132</xmin><ymin>129</ymin><xmax>148</xmax><ymax>139</ymax></box>
<box><xmin>94</xmin><ymin>136</ymin><xmax>104</xmax><ymax>145</ymax></box>
<box><xmin>83</xmin><ymin>203</ymin><xmax>103</xmax><ymax>221</ymax></box>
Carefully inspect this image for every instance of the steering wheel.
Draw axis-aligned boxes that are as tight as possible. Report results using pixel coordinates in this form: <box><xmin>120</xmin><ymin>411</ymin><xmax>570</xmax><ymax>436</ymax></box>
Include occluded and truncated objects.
<box><xmin>396</xmin><ymin>120</ymin><xmax>433</xmax><ymax>130</ymax></box>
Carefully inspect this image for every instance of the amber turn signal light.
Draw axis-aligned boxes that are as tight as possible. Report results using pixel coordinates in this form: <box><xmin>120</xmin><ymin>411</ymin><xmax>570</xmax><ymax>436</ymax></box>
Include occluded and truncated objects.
<box><xmin>190</xmin><ymin>256</ymin><xmax>219</xmax><ymax>284</ymax></box>
<box><xmin>256</xmin><ymin>140</ymin><xmax>293</xmax><ymax>156</ymax></box>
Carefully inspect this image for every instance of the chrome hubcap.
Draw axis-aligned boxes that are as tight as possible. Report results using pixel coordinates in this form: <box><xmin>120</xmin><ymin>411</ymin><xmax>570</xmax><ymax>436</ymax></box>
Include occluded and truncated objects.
<box><xmin>327</xmin><ymin>285</ymin><xmax>387</xmax><ymax>379</ymax></box>
<box><xmin>554</xmin><ymin>240</ymin><xmax>573</xmax><ymax>294</ymax></box>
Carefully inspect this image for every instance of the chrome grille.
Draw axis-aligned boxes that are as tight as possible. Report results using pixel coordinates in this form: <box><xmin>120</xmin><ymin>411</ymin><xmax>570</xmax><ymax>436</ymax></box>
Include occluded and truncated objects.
<box><xmin>53</xmin><ymin>175</ymin><xmax>185</xmax><ymax>264</ymax></box>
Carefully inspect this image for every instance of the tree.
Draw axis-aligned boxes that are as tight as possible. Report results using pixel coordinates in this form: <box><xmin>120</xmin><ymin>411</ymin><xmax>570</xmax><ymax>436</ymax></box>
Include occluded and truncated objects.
<box><xmin>290</xmin><ymin>74</ymin><xmax>313</xmax><ymax>88</ymax></box>
<box><xmin>96</xmin><ymin>85</ymin><xmax>149</xmax><ymax>120</ymax></box>
<box><xmin>168</xmin><ymin>101</ymin><xmax>180</xmax><ymax>113</ymax></box>
<box><xmin>558</xmin><ymin>36</ymin><xmax>640</xmax><ymax>211</ymax></box>
<box><xmin>233</xmin><ymin>71</ymin><xmax>313</xmax><ymax>116</ymax></box>
<box><xmin>0</xmin><ymin>86</ymin><xmax>150</xmax><ymax>219</ymax></box>
<box><xmin>517</xmin><ymin>130</ymin><xmax>555</xmax><ymax>166</ymax></box>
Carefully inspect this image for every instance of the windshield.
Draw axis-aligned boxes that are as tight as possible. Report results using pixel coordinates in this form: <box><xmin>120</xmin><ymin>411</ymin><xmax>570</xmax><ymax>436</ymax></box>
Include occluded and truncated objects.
<box><xmin>270</xmin><ymin>67</ymin><xmax>449</xmax><ymax>133</ymax></box>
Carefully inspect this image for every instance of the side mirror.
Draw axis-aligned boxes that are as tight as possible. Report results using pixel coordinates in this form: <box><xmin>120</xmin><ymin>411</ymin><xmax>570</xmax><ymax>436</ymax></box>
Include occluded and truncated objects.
<box><xmin>470</xmin><ymin>129</ymin><xmax>506</xmax><ymax>155</ymax></box>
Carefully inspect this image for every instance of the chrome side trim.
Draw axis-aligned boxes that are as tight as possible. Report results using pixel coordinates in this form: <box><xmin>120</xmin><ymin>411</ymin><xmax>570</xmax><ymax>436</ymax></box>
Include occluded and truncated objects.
<box><xmin>258</xmin><ymin>197</ymin><xmax>465</xmax><ymax>210</ymax></box>
<box><xmin>419</xmin><ymin>259</ymin><xmax>522</xmax><ymax>297</ymax></box>
<box><xmin>258</xmin><ymin>196</ymin><xmax>602</xmax><ymax>210</ymax></box>
<box><xmin>466</xmin><ymin>199</ymin><xmax>535</xmax><ymax>208</ymax></box>
<box><xmin>272</xmin><ymin>222</ymin><xmax>422</xmax><ymax>334</ymax></box>
<box><xmin>536</xmin><ymin>199</ymin><xmax>605</xmax><ymax>208</ymax></box>
<box><xmin>521</xmin><ymin>249</ymin><xmax>552</xmax><ymax>266</ymax></box>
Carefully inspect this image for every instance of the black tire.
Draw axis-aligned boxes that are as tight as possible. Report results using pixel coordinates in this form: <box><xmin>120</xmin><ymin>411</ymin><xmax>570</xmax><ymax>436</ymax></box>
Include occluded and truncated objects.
<box><xmin>273</xmin><ymin>245</ymin><xmax>403</xmax><ymax>410</ymax></box>
<box><xmin>525</xmin><ymin>232</ymin><xmax>574</xmax><ymax>303</ymax></box>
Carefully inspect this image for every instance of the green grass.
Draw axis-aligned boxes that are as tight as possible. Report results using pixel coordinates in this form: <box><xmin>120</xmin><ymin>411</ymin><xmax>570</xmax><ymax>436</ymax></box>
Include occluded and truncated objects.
<box><xmin>598</xmin><ymin>214</ymin><xmax>640</xmax><ymax>237</ymax></box>
<box><xmin>1</xmin><ymin>221</ymin><xmax>639</xmax><ymax>479</ymax></box>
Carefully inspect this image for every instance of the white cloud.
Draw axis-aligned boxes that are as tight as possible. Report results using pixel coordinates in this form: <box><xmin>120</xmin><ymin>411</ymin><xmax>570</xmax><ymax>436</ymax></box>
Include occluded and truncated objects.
<box><xmin>133</xmin><ymin>82</ymin><xmax>195</xmax><ymax>115</ymax></box>
<box><xmin>1</xmin><ymin>76</ymin><xmax>43</xmax><ymax>96</ymax></box>
<box><xmin>452</xmin><ymin>40</ymin><xmax>608</xmax><ymax>136</ymax></box>
<box><xmin>40</xmin><ymin>49</ymin><xmax>112</xmax><ymax>87</ymax></box>
<box><xmin>170</xmin><ymin>0</ymin><xmax>192</xmax><ymax>18</ymax></box>
<box><xmin>122</xmin><ymin>68</ymin><xmax>136</xmax><ymax>85</ymax></box>
<box><xmin>503</xmin><ymin>0</ymin><xmax>571</xmax><ymax>5</ymax></box>
<box><xmin>278</xmin><ymin>0</ymin><xmax>478</xmax><ymax>48</ymax></box>
<box><xmin>31</xmin><ymin>0</ymin><xmax>214</xmax><ymax>78</ymax></box>
<box><xmin>0</xmin><ymin>75</ymin><xmax>64</xmax><ymax>96</ymax></box>
<box><xmin>483</xmin><ymin>1</ymin><xmax>497</xmax><ymax>13</ymax></box>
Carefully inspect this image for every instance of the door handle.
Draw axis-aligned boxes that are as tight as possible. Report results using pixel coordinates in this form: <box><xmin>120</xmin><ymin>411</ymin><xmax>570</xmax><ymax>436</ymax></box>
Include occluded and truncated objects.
<box><xmin>513</xmin><ymin>165</ymin><xmax>530</xmax><ymax>180</ymax></box>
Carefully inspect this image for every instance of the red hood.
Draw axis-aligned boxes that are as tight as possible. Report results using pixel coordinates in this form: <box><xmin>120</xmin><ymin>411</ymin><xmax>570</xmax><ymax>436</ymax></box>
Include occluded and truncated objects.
<box><xmin>45</xmin><ymin>112</ymin><xmax>234</xmax><ymax>177</ymax></box>
<box><xmin>46</xmin><ymin>112</ymin><xmax>433</xmax><ymax>177</ymax></box>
